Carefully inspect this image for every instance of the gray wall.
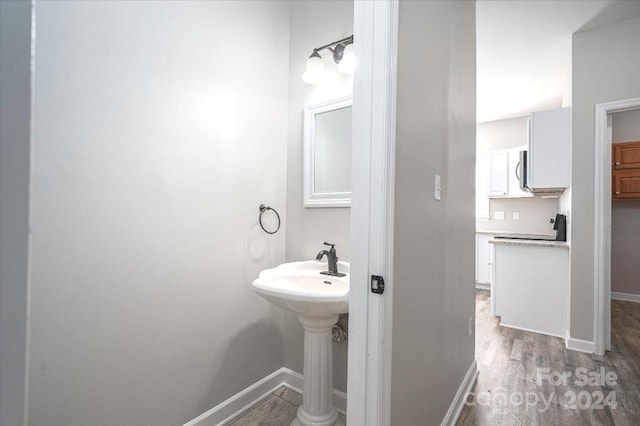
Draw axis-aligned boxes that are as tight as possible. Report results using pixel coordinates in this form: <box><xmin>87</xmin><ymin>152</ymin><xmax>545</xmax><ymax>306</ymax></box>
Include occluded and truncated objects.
<box><xmin>611</xmin><ymin>109</ymin><xmax>640</xmax><ymax>296</ymax></box>
<box><xmin>0</xmin><ymin>2</ymin><xmax>32</xmax><ymax>425</ymax></box>
<box><xmin>571</xmin><ymin>14</ymin><xmax>640</xmax><ymax>340</ymax></box>
<box><xmin>477</xmin><ymin>116</ymin><xmax>528</xmax><ymax>151</ymax></box>
<box><xmin>477</xmin><ymin>198</ymin><xmax>560</xmax><ymax>235</ymax></box>
<box><xmin>28</xmin><ymin>2</ymin><xmax>289</xmax><ymax>425</ymax></box>
<box><xmin>284</xmin><ymin>0</ymin><xmax>353</xmax><ymax>394</ymax></box>
<box><xmin>391</xmin><ymin>1</ymin><xmax>476</xmax><ymax>423</ymax></box>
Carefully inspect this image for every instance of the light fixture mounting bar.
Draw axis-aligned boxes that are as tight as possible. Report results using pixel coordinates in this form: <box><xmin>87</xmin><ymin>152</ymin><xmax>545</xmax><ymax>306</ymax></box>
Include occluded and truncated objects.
<box><xmin>302</xmin><ymin>34</ymin><xmax>355</xmax><ymax>84</ymax></box>
<box><xmin>312</xmin><ymin>35</ymin><xmax>354</xmax><ymax>54</ymax></box>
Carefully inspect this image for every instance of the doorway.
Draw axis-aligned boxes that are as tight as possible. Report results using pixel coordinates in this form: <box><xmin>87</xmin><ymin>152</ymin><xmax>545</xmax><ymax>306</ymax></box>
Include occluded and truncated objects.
<box><xmin>593</xmin><ymin>97</ymin><xmax>640</xmax><ymax>355</ymax></box>
<box><xmin>608</xmin><ymin>109</ymin><xmax>640</xmax><ymax>359</ymax></box>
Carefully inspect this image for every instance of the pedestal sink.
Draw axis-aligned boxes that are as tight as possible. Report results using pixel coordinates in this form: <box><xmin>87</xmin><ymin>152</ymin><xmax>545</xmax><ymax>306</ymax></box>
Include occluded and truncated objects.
<box><xmin>252</xmin><ymin>260</ymin><xmax>349</xmax><ymax>426</ymax></box>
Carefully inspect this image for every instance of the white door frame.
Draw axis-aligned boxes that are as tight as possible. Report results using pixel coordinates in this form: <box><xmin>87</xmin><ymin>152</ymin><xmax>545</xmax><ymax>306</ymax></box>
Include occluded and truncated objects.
<box><xmin>593</xmin><ymin>96</ymin><xmax>640</xmax><ymax>356</ymax></box>
<box><xmin>347</xmin><ymin>1</ymin><xmax>398</xmax><ymax>425</ymax></box>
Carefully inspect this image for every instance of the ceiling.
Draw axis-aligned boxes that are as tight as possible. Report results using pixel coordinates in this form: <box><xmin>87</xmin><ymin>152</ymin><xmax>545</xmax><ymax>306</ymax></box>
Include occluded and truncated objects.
<box><xmin>476</xmin><ymin>0</ymin><xmax>640</xmax><ymax>123</ymax></box>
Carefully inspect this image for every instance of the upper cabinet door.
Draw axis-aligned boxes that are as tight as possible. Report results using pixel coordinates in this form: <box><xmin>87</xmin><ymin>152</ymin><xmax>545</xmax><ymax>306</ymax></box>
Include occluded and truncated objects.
<box><xmin>488</xmin><ymin>150</ymin><xmax>508</xmax><ymax>197</ymax></box>
<box><xmin>612</xmin><ymin>141</ymin><xmax>640</xmax><ymax>200</ymax></box>
<box><xmin>528</xmin><ymin>108</ymin><xmax>571</xmax><ymax>191</ymax></box>
<box><xmin>487</xmin><ymin>146</ymin><xmax>530</xmax><ymax>198</ymax></box>
<box><xmin>613</xmin><ymin>141</ymin><xmax>640</xmax><ymax>169</ymax></box>
<box><xmin>507</xmin><ymin>145</ymin><xmax>531</xmax><ymax>197</ymax></box>
<box><xmin>613</xmin><ymin>169</ymin><xmax>640</xmax><ymax>199</ymax></box>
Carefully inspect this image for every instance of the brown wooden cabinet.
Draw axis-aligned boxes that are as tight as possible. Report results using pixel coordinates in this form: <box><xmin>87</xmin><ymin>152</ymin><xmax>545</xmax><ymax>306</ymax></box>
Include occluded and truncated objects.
<box><xmin>613</xmin><ymin>169</ymin><xmax>640</xmax><ymax>199</ymax></box>
<box><xmin>613</xmin><ymin>141</ymin><xmax>640</xmax><ymax>200</ymax></box>
<box><xmin>613</xmin><ymin>141</ymin><xmax>640</xmax><ymax>169</ymax></box>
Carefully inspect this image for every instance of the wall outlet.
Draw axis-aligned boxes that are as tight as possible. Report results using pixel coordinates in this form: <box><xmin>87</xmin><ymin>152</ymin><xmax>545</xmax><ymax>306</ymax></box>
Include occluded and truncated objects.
<box><xmin>468</xmin><ymin>316</ymin><xmax>474</xmax><ymax>336</ymax></box>
<box><xmin>513</xmin><ymin>212</ymin><xmax>520</xmax><ymax>220</ymax></box>
<box><xmin>494</xmin><ymin>211</ymin><xmax>505</xmax><ymax>220</ymax></box>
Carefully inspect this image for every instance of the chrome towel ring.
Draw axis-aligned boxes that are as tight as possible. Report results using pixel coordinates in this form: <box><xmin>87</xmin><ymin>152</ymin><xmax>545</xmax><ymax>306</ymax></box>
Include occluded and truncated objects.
<box><xmin>259</xmin><ymin>204</ymin><xmax>281</xmax><ymax>235</ymax></box>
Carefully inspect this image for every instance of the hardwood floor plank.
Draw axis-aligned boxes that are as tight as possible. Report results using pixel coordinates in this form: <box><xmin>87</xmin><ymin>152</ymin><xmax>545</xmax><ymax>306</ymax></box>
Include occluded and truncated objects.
<box><xmin>230</xmin><ymin>386</ymin><xmax>346</xmax><ymax>425</ymax></box>
<box><xmin>457</xmin><ymin>290</ymin><xmax>640</xmax><ymax>425</ymax></box>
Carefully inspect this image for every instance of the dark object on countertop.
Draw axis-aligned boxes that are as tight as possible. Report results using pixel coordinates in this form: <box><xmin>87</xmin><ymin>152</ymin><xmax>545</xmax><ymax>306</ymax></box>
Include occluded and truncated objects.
<box><xmin>494</xmin><ymin>213</ymin><xmax>568</xmax><ymax>242</ymax></box>
<box><xmin>553</xmin><ymin>213</ymin><xmax>567</xmax><ymax>242</ymax></box>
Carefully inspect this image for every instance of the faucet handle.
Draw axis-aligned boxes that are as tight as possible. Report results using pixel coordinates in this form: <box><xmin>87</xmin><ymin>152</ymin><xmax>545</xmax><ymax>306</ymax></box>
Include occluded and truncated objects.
<box><xmin>323</xmin><ymin>242</ymin><xmax>336</xmax><ymax>250</ymax></box>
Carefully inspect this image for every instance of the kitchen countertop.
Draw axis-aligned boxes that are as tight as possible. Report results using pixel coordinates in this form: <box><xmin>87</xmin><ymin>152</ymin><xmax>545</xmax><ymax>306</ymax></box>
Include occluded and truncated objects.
<box><xmin>476</xmin><ymin>230</ymin><xmax>555</xmax><ymax>238</ymax></box>
<box><xmin>488</xmin><ymin>238</ymin><xmax>570</xmax><ymax>249</ymax></box>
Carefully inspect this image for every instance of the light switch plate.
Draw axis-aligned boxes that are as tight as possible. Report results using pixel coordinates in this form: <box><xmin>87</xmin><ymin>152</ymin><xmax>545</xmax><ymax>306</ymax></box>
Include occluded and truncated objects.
<box><xmin>513</xmin><ymin>212</ymin><xmax>520</xmax><ymax>220</ymax></box>
<box><xmin>434</xmin><ymin>174</ymin><xmax>441</xmax><ymax>201</ymax></box>
<box><xmin>494</xmin><ymin>211</ymin><xmax>505</xmax><ymax>220</ymax></box>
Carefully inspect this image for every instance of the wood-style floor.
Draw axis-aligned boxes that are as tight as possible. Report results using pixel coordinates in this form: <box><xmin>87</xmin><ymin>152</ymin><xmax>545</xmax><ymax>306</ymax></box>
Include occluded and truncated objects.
<box><xmin>457</xmin><ymin>290</ymin><xmax>640</xmax><ymax>425</ymax></box>
<box><xmin>230</xmin><ymin>386</ymin><xmax>346</xmax><ymax>426</ymax></box>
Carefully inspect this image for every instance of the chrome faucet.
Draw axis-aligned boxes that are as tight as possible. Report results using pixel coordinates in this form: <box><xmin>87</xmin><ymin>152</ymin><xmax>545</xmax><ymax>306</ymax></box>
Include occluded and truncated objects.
<box><xmin>316</xmin><ymin>242</ymin><xmax>346</xmax><ymax>277</ymax></box>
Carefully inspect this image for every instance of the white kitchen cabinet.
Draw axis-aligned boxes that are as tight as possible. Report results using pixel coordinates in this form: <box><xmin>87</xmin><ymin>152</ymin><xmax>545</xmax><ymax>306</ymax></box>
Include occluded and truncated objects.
<box><xmin>476</xmin><ymin>234</ymin><xmax>492</xmax><ymax>285</ymax></box>
<box><xmin>476</xmin><ymin>152</ymin><xmax>490</xmax><ymax>220</ymax></box>
<box><xmin>526</xmin><ymin>107</ymin><xmax>571</xmax><ymax>194</ymax></box>
<box><xmin>488</xmin><ymin>150</ymin><xmax>508</xmax><ymax>197</ymax></box>
<box><xmin>507</xmin><ymin>145</ymin><xmax>531</xmax><ymax>197</ymax></box>
<box><xmin>490</xmin><ymin>241</ymin><xmax>569</xmax><ymax>337</ymax></box>
<box><xmin>488</xmin><ymin>145</ymin><xmax>531</xmax><ymax>198</ymax></box>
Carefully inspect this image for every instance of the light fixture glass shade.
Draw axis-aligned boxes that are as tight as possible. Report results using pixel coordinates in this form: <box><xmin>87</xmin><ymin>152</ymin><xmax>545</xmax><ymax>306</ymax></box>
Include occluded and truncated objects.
<box><xmin>337</xmin><ymin>44</ymin><xmax>355</xmax><ymax>75</ymax></box>
<box><xmin>301</xmin><ymin>52</ymin><xmax>325</xmax><ymax>85</ymax></box>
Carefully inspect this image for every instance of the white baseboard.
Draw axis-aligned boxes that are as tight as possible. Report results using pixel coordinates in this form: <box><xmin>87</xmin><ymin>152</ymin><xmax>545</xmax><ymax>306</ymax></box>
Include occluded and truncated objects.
<box><xmin>183</xmin><ymin>367</ymin><xmax>347</xmax><ymax>426</ymax></box>
<box><xmin>441</xmin><ymin>360</ymin><xmax>478</xmax><ymax>426</ymax></box>
<box><xmin>498</xmin><ymin>322</ymin><xmax>565</xmax><ymax>339</ymax></box>
<box><xmin>475</xmin><ymin>283</ymin><xmax>490</xmax><ymax>291</ymax></box>
<box><xmin>612</xmin><ymin>292</ymin><xmax>640</xmax><ymax>303</ymax></box>
<box><xmin>565</xmin><ymin>332</ymin><xmax>595</xmax><ymax>354</ymax></box>
<box><xmin>182</xmin><ymin>369</ymin><xmax>284</xmax><ymax>426</ymax></box>
<box><xmin>279</xmin><ymin>368</ymin><xmax>347</xmax><ymax>414</ymax></box>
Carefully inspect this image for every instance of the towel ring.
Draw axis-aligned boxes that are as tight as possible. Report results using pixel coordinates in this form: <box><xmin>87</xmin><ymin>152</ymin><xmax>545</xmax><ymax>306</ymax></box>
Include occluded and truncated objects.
<box><xmin>259</xmin><ymin>204</ymin><xmax>281</xmax><ymax>235</ymax></box>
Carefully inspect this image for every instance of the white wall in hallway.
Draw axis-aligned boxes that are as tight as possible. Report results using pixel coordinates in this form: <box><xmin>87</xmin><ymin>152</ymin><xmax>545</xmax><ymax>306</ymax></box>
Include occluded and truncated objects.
<box><xmin>571</xmin><ymin>13</ymin><xmax>640</xmax><ymax>341</ymax></box>
<box><xmin>391</xmin><ymin>0</ymin><xmax>476</xmax><ymax>422</ymax></box>
<box><xmin>28</xmin><ymin>2</ymin><xmax>290</xmax><ymax>425</ymax></box>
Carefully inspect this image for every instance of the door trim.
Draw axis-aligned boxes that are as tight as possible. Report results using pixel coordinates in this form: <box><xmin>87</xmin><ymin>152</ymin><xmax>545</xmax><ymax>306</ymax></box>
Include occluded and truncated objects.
<box><xmin>593</xmin><ymin>96</ymin><xmax>640</xmax><ymax>356</ymax></box>
<box><xmin>348</xmin><ymin>1</ymin><xmax>398</xmax><ymax>425</ymax></box>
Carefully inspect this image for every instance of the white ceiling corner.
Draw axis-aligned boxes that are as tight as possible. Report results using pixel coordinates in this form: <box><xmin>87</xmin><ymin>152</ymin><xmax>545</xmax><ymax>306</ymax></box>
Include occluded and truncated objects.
<box><xmin>476</xmin><ymin>0</ymin><xmax>623</xmax><ymax>123</ymax></box>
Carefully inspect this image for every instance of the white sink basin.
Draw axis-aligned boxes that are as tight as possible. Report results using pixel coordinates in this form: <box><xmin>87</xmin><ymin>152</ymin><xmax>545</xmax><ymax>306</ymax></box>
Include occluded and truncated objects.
<box><xmin>253</xmin><ymin>260</ymin><xmax>349</xmax><ymax>426</ymax></box>
<box><xmin>252</xmin><ymin>260</ymin><xmax>349</xmax><ymax>317</ymax></box>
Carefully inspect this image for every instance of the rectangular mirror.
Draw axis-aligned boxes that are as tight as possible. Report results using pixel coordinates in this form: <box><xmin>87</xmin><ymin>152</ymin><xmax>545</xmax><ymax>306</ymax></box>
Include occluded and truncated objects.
<box><xmin>303</xmin><ymin>96</ymin><xmax>352</xmax><ymax>208</ymax></box>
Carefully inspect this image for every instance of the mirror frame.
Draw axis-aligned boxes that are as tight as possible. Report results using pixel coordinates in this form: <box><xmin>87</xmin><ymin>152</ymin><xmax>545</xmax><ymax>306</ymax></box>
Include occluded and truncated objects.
<box><xmin>303</xmin><ymin>95</ymin><xmax>353</xmax><ymax>208</ymax></box>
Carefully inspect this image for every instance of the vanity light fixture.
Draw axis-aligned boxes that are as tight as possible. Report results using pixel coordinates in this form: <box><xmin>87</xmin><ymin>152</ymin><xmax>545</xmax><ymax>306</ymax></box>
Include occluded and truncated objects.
<box><xmin>337</xmin><ymin>43</ymin><xmax>355</xmax><ymax>74</ymax></box>
<box><xmin>301</xmin><ymin>35</ymin><xmax>354</xmax><ymax>85</ymax></box>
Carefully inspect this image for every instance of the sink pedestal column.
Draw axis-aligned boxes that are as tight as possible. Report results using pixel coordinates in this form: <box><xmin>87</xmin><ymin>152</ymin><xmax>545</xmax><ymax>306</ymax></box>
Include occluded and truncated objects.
<box><xmin>292</xmin><ymin>314</ymin><xmax>344</xmax><ymax>426</ymax></box>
